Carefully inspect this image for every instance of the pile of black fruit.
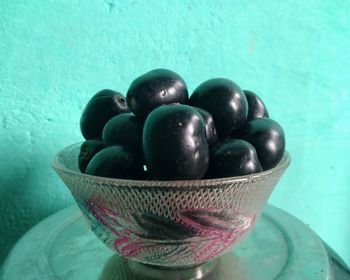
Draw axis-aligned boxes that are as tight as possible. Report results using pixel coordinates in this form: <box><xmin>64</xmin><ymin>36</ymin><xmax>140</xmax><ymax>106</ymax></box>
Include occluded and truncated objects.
<box><xmin>78</xmin><ymin>69</ymin><xmax>285</xmax><ymax>180</ymax></box>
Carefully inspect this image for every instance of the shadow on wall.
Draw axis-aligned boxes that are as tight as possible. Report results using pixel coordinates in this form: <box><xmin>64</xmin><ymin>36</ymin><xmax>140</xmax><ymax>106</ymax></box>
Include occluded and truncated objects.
<box><xmin>0</xmin><ymin>148</ymin><xmax>73</xmax><ymax>265</ymax></box>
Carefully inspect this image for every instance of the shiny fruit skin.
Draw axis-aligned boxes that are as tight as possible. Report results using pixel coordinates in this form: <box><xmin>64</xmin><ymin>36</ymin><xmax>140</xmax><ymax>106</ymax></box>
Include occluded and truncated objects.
<box><xmin>78</xmin><ymin>140</ymin><xmax>105</xmax><ymax>173</ymax></box>
<box><xmin>80</xmin><ymin>89</ymin><xmax>129</xmax><ymax>140</ymax></box>
<box><xmin>189</xmin><ymin>78</ymin><xmax>248</xmax><ymax>136</ymax></box>
<box><xmin>127</xmin><ymin>69</ymin><xmax>188</xmax><ymax>118</ymax></box>
<box><xmin>102</xmin><ymin>113</ymin><xmax>143</xmax><ymax>151</ymax></box>
<box><xmin>206</xmin><ymin>139</ymin><xmax>262</xmax><ymax>178</ymax></box>
<box><xmin>235</xmin><ymin>118</ymin><xmax>285</xmax><ymax>170</ymax></box>
<box><xmin>193</xmin><ymin>107</ymin><xmax>218</xmax><ymax>146</ymax></box>
<box><xmin>243</xmin><ymin>90</ymin><xmax>269</xmax><ymax>120</ymax></box>
<box><xmin>85</xmin><ymin>146</ymin><xmax>144</xmax><ymax>179</ymax></box>
<box><xmin>143</xmin><ymin>104</ymin><xmax>209</xmax><ymax>180</ymax></box>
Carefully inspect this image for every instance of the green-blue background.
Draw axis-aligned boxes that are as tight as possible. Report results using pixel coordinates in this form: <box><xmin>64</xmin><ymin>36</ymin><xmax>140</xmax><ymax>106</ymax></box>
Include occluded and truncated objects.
<box><xmin>1</xmin><ymin>0</ymin><xmax>349</xmax><ymax>265</ymax></box>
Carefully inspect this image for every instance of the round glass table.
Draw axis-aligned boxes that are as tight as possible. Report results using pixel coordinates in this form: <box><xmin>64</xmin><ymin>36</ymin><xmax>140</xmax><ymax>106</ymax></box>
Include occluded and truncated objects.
<box><xmin>1</xmin><ymin>205</ymin><xmax>349</xmax><ymax>280</ymax></box>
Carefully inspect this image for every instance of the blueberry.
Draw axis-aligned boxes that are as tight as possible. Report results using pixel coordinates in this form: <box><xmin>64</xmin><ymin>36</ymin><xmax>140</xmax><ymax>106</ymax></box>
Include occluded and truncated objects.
<box><xmin>80</xmin><ymin>89</ymin><xmax>129</xmax><ymax>140</ymax></box>
<box><xmin>143</xmin><ymin>104</ymin><xmax>209</xmax><ymax>180</ymax></box>
<box><xmin>127</xmin><ymin>69</ymin><xmax>188</xmax><ymax>118</ymax></box>
<box><xmin>243</xmin><ymin>90</ymin><xmax>269</xmax><ymax>120</ymax></box>
<box><xmin>206</xmin><ymin>139</ymin><xmax>262</xmax><ymax>178</ymax></box>
<box><xmin>189</xmin><ymin>78</ymin><xmax>248</xmax><ymax>136</ymax></box>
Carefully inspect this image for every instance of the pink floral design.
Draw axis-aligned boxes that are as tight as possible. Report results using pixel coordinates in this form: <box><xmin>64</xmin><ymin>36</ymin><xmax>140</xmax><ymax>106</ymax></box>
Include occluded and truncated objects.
<box><xmin>82</xmin><ymin>199</ymin><xmax>255</xmax><ymax>263</ymax></box>
<box><xmin>84</xmin><ymin>199</ymin><xmax>144</xmax><ymax>258</ymax></box>
<box><xmin>178</xmin><ymin>208</ymin><xmax>256</xmax><ymax>262</ymax></box>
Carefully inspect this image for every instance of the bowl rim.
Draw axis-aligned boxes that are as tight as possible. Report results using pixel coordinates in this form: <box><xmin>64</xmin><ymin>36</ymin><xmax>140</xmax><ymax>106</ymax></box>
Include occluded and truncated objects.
<box><xmin>52</xmin><ymin>142</ymin><xmax>291</xmax><ymax>188</ymax></box>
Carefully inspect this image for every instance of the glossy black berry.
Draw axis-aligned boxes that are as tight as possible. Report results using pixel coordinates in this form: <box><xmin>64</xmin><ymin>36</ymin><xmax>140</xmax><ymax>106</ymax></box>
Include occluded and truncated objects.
<box><xmin>85</xmin><ymin>146</ymin><xmax>144</xmax><ymax>179</ymax></box>
<box><xmin>244</xmin><ymin>90</ymin><xmax>269</xmax><ymax>120</ymax></box>
<box><xmin>78</xmin><ymin>140</ymin><xmax>105</xmax><ymax>173</ymax></box>
<box><xmin>234</xmin><ymin>118</ymin><xmax>285</xmax><ymax>170</ymax></box>
<box><xmin>127</xmin><ymin>69</ymin><xmax>188</xmax><ymax>118</ymax></box>
<box><xmin>206</xmin><ymin>139</ymin><xmax>262</xmax><ymax>178</ymax></box>
<box><xmin>193</xmin><ymin>107</ymin><xmax>218</xmax><ymax>146</ymax></box>
<box><xmin>189</xmin><ymin>78</ymin><xmax>248</xmax><ymax>136</ymax></box>
<box><xmin>102</xmin><ymin>113</ymin><xmax>144</xmax><ymax>152</ymax></box>
<box><xmin>143</xmin><ymin>104</ymin><xmax>209</xmax><ymax>180</ymax></box>
<box><xmin>80</xmin><ymin>89</ymin><xmax>129</xmax><ymax>140</ymax></box>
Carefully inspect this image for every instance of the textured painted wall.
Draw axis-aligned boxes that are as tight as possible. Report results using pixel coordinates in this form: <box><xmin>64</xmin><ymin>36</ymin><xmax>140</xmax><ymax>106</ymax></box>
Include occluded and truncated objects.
<box><xmin>1</xmin><ymin>0</ymin><xmax>349</xmax><ymax>266</ymax></box>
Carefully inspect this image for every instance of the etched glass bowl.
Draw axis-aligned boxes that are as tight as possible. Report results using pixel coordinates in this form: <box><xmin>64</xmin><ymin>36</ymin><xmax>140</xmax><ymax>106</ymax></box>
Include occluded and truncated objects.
<box><xmin>52</xmin><ymin>143</ymin><xmax>290</xmax><ymax>268</ymax></box>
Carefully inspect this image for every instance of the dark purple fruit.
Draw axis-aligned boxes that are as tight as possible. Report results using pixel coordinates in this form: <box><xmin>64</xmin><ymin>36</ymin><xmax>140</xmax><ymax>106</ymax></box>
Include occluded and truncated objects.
<box><xmin>243</xmin><ymin>90</ymin><xmax>269</xmax><ymax>120</ymax></box>
<box><xmin>234</xmin><ymin>118</ymin><xmax>285</xmax><ymax>170</ymax></box>
<box><xmin>85</xmin><ymin>146</ymin><xmax>144</xmax><ymax>179</ymax></box>
<box><xmin>80</xmin><ymin>89</ymin><xmax>129</xmax><ymax>140</ymax></box>
<box><xmin>206</xmin><ymin>139</ymin><xmax>262</xmax><ymax>178</ymax></box>
<box><xmin>143</xmin><ymin>104</ymin><xmax>209</xmax><ymax>180</ymax></box>
<box><xmin>78</xmin><ymin>140</ymin><xmax>105</xmax><ymax>173</ymax></box>
<box><xmin>193</xmin><ymin>107</ymin><xmax>218</xmax><ymax>146</ymax></box>
<box><xmin>102</xmin><ymin>113</ymin><xmax>143</xmax><ymax>151</ymax></box>
<box><xmin>127</xmin><ymin>69</ymin><xmax>188</xmax><ymax>118</ymax></box>
<box><xmin>189</xmin><ymin>78</ymin><xmax>248</xmax><ymax>136</ymax></box>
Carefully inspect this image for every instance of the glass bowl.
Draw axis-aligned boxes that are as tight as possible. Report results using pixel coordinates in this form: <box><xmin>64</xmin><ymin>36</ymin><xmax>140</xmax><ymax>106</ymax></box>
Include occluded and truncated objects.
<box><xmin>52</xmin><ymin>143</ymin><xmax>290</xmax><ymax>268</ymax></box>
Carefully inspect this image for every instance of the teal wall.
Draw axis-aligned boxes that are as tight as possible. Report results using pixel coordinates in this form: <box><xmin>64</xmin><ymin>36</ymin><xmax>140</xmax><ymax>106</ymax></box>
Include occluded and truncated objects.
<box><xmin>1</xmin><ymin>0</ymin><xmax>350</xmax><ymax>265</ymax></box>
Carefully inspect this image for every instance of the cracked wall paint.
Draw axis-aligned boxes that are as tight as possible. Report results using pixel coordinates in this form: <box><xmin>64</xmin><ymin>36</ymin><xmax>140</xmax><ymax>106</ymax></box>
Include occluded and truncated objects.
<box><xmin>1</xmin><ymin>0</ymin><xmax>350</xmax><ymax>266</ymax></box>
